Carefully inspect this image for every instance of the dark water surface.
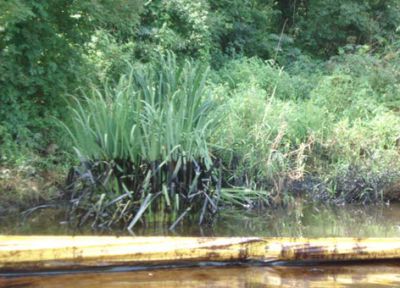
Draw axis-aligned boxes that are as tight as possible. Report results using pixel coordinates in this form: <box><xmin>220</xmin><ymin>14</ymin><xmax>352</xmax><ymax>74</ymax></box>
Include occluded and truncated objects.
<box><xmin>2</xmin><ymin>203</ymin><xmax>400</xmax><ymax>287</ymax></box>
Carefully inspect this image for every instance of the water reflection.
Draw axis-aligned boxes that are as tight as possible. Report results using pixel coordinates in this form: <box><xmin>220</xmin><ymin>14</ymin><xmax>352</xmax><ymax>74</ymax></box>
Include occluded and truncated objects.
<box><xmin>2</xmin><ymin>264</ymin><xmax>400</xmax><ymax>288</ymax></box>
<box><xmin>211</xmin><ymin>203</ymin><xmax>400</xmax><ymax>237</ymax></box>
<box><xmin>2</xmin><ymin>202</ymin><xmax>400</xmax><ymax>237</ymax></box>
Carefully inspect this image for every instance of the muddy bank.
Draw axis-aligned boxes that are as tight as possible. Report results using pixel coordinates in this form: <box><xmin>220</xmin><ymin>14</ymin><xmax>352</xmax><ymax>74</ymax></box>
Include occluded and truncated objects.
<box><xmin>0</xmin><ymin>166</ymin><xmax>63</xmax><ymax>216</ymax></box>
<box><xmin>2</xmin><ymin>164</ymin><xmax>400</xmax><ymax>219</ymax></box>
<box><xmin>288</xmin><ymin>168</ymin><xmax>400</xmax><ymax>205</ymax></box>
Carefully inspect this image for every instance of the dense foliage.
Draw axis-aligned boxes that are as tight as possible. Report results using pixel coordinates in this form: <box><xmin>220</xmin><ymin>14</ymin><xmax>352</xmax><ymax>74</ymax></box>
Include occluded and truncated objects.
<box><xmin>1</xmin><ymin>0</ymin><xmax>400</xmax><ymax>226</ymax></box>
<box><xmin>281</xmin><ymin>0</ymin><xmax>400</xmax><ymax>56</ymax></box>
<box><xmin>0</xmin><ymin>0</ymin><xmax>143</xmax><ymax>160</ymax></box>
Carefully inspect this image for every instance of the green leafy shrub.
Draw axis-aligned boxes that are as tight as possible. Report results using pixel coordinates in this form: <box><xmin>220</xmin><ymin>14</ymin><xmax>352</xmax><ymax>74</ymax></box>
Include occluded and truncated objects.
<box><xmin>310</xmin><ymin>74</ymin><xmax>382</xmax><ymax>120</ymax></box>
<box><xmin>282</xmin><ymin>0</ymin><xmax>400</xmax><ymax>56</ymax></box>
<box><xmin>327</xmin><ymin>113</ymin><xmax>400</xmax><ymax>170</ymax></box>
<box><xmin>328</xmin><ymin>51</ymin><xmax>400</xmax><ymax>109</ymax></box>
<box><xmin>208</xmin><ymin>0</ymin><xmax>279</xmax><ymax>63</ymax></box>
<box><xmin>135</xmin><ymin>0</ymin><xmax>281</xmax><ymax>64</ymax></box>
<box><xmin>213</xmin><ymin>57</ymin><xmax>298</xmax><ymax>100</ymax></box>
<box><xmin>135</xmin><ymin>0</ymin><xmax>211</xmax><ymax>61</ymax></box>
<box><xmin>215</xmin><ymin>83</ymin><xmax>318</xmax><ymax>200</ymax></box>
<box><xmin>0</xmin><ymin>0</ymin><xmax>143</xmax><ymax>141</ymax></box>
<box><xmin>84</xmin><ymin>30</ymin><xmax>136</xmax><ymax>82</ymax></box>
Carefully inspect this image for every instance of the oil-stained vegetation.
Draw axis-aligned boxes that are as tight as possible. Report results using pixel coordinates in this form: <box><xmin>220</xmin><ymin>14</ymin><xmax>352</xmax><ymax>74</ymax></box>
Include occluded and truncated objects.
<box><xmin>1</xmin><ymin>0</ymin><xmax>400</xmax><ymax>230</ymax></box>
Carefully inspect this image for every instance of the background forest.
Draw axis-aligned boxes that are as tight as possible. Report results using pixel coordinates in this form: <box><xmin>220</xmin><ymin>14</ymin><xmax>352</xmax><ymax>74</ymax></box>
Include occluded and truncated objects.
<box><xmin>1</xmin><ymin>0</ymin><xmax>400</xmax><ymax>226</ymax></box>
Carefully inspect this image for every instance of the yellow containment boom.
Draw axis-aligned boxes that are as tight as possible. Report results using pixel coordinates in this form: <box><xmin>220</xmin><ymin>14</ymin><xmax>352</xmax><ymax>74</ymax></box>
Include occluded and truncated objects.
<box><xmin>1</xmin><ymin>236</ymin><xmax>400</xmax><ymax>271</ymax></box>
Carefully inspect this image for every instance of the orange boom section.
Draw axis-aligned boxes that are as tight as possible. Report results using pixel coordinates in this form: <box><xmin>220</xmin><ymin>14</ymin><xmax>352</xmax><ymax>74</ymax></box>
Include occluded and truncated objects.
<box><xmin>1</xmin><ymin>236</ymin><xmax>400</xmax><ymax>271</ymax></box>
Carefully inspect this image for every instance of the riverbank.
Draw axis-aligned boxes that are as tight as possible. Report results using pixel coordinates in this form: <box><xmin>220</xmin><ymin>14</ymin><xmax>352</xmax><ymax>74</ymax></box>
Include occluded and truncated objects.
<box><xmin>2</xmin><ymin>158</ymin><xmax>400</xmax><ymax>219</ymax></box>
<box><xmin>0</xmin><ymin>164</ymin><xmax>64</xmax><ymax>215</ymax></box>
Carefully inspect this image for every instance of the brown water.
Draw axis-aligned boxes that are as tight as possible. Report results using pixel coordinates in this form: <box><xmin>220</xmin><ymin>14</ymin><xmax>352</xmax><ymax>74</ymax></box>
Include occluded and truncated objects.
<box><xmin>2</xmin><ymin>203</ymin><xmax>400</xmax><ymax>287</ymax></box>
<box><xmin>2</xmin><ymin>264</ymin><xmax>400</xmax><ymax>288</ymax></box>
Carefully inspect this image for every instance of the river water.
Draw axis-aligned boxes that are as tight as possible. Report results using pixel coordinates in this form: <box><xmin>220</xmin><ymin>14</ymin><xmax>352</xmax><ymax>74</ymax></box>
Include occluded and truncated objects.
<box><xmin>2</xmin><ymin>203</ymin><xmax>400</xmax><ymax>287</ymax></box>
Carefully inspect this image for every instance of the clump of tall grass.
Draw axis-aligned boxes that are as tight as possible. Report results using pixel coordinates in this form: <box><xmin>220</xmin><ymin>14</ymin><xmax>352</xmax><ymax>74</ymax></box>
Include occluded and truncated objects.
<box><xmin>212</xmin><ymin>57</ymin><xmax>298</xmax><ymax>100</ymax></box>
<box><xmin>215</xmin><ymin>54</ymin><xmax>400</xmax><ymax>205</ymax></box>
<box><xmin>328</xmin><ymin>50</ymin><xmax>400</xmax><ymax>109</ymax></box>
<box><xmin>214</xmin><ymin>83</ymin><xmax>317</xmax><ymax>204</ymax></box>
<box><xmin>64</xmin><ymin>52</ymin><xmax>221</xmax><ymax>230</ymax></box>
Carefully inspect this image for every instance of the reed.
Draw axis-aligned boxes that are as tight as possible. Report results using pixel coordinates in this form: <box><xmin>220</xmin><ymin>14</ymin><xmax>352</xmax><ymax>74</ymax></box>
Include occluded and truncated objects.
<box><xmin>64</xmin><ymin>52</ymin><xmax>221</xmax><ymax>230</ymax></box>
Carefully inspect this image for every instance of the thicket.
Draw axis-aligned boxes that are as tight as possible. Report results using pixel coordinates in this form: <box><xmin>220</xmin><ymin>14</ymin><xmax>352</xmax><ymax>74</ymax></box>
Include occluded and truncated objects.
<box><xmin>1</xmin><ymin>1</ymin><xmax>400</xmax><ymax>228</ymax></box>
<box><xmin>0</xmin><ymin>0</ymin><xmax>143</xmax><ymax>162</ymax></box>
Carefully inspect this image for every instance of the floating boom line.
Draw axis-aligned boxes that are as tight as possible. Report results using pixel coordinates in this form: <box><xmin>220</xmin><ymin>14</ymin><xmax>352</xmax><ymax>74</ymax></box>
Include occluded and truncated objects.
<box><xmin>2</xmin><ymin>236</ymin><xmax>400</xmax><ymax>271</ymax></box>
